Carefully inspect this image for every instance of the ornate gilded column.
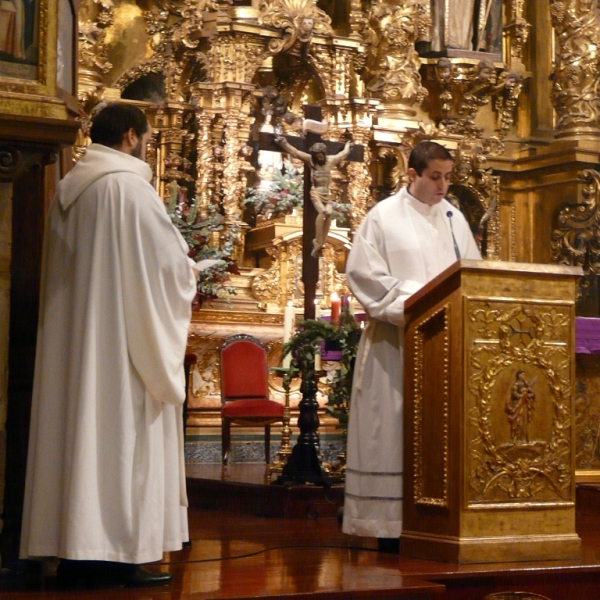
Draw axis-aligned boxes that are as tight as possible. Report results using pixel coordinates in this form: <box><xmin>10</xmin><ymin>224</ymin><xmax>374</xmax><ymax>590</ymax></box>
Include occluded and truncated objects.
<box><xmin>345</xmin><ymin>99</ymin><xmax>378</xmax><ymax>229</ymax></box>
<box><xmin>150</xmin><ymin>103</ymin><xmax>193</xmax><ymax>202</ymax></box>
<box><xmin>194</xmin><ymin>112</ymin><xmax>214</xmax><ymax>220</ymax></box>
<box><xmin>549</xmin><ymin>0</ymin><xmax>600</xmax><ymax>139</ymax></box>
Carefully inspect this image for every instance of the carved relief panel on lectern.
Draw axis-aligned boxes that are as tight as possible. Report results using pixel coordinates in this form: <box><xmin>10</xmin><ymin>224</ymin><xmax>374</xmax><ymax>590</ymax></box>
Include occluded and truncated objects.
<box><xmin>467</xmin><ymin>300</ymin><xmax>574</xmax><ymax>504</ymax></box>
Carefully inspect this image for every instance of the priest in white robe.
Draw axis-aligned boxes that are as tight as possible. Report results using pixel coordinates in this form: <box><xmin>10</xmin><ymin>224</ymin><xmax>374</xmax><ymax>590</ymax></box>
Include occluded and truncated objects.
<box><xmin>342</xmin><ymin>141</ymin><xmax>481</xmax><ymax>551</ymax></box>
<box><xmin>19</xmin><ymin>103</ymin><xmax>198</xmax><ymax>587</ymax></box>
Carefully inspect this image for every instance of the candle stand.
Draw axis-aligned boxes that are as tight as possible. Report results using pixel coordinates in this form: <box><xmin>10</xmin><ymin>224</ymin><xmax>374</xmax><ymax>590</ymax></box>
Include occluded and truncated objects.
<box><xmin>275</xmin><ymin>364</ymin><xmax>331</xmax><ymax>486</ymax></box>
<box><xmin>269</xmin><ymin>367</ymin><xmax>297</xmax><ymax>482</ymax></box>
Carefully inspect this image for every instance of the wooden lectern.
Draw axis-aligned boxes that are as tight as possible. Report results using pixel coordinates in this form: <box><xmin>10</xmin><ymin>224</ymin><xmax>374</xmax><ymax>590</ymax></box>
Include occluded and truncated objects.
<box><xmin>401</xmin><ymin>259</ymin><xmax>583</xmax><ymax>564</ymax></box>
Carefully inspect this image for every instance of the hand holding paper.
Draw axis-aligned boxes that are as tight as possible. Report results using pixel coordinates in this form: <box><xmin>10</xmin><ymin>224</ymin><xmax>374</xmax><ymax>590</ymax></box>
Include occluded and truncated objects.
<box><xmin>191</xmin><ymin>258</ymin><xmax>224</xmax><ymax>278</ymax></box>
<box><xmin>195</xmin><ymin>259</ymin><xmax>224</xmax><ymax>271</ymax></box>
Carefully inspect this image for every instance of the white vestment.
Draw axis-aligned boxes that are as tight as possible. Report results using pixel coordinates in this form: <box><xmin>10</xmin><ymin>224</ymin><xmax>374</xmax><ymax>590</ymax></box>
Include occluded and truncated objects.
<box><xmin>342</xmin><ymin>188</ymin><xmax>481</xmax><ymax>539</ymax></box>
<box><xmin>20</xmin><ymin>144</ymin><xmax>197</xmax><ymax>564</ymax></box>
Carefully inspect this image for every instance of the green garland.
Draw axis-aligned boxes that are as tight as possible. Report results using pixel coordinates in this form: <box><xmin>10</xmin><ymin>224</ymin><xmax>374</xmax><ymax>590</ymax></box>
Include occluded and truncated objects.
<box><xmin>281</xmin><ymin>309</ymin><xmax>361</xmax><ymax>440</ymax></box>
<box><xmin>166</xmin><ymin>186</ymin><xmax>238</xmax><ymax>304</ymax></box>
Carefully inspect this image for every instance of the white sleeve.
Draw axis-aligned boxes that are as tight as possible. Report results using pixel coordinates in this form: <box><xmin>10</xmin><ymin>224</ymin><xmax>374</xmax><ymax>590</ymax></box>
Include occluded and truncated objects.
<box><xmin>346</xmin><ymin>213</ymin><xmax>422</xmax><ymax>326</ymax></box>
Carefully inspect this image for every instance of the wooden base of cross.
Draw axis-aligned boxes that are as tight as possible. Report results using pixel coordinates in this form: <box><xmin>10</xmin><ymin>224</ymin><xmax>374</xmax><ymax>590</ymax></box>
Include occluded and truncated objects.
<box><xmin>260</xmin><ymin>105</ymin><xmax>363</xmax><ymax>486</ymax></box>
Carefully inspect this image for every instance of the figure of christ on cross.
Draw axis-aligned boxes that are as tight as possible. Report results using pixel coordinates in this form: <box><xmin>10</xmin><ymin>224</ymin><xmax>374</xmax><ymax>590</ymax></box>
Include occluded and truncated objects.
<box><xmin>258</xmin><ymin>105</ymin><xmax>363</xmax><ymax>320</ymax></box>
<box><xmin>274</xmin><ymin>136</ymin><xmax>352</xmax><ymax>259</ymax></box>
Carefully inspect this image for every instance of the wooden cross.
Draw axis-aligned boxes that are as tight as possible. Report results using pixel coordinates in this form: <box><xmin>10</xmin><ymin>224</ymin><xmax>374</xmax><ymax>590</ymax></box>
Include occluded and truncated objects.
<box><xmin>259</xmin><ymin>104</ymin><xmax>364</xmax><ymax>319</ymax></box>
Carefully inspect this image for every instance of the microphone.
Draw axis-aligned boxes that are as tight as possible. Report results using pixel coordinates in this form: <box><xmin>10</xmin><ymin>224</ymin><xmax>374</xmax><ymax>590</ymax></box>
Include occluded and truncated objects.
<box><xmin>446</xmin><ymin>211</ymin><xmax>461</xmax><ymax>260</ymax></box>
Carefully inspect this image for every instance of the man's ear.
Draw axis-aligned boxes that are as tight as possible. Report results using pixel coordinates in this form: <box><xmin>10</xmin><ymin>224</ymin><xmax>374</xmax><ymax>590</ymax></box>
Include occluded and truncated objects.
<box><xmin>121</xmin><ymin>127</ymin><xmax>137</xmax><ymax>150</ymax></box>
<box><xmin>407</xmin><ymin>167</ymin><xmax>417</xmax><ymax>182</ymax></box>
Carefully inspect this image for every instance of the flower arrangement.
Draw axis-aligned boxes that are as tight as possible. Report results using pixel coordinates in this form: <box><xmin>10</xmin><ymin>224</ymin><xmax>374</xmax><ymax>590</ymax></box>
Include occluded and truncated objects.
<box><xmin>244</xmin><ymin>160</ymin><xmax>304</xmax><ymax>220</ymax></box>
<box><xmin>244</xmin><ymin>161</ymin><xmax>350</xmax><ymax>222</ymax></box>
<box><xmin>167</xmin><ymin>184</ymin><xmax>238</xmax><ymax>305</ymax></box>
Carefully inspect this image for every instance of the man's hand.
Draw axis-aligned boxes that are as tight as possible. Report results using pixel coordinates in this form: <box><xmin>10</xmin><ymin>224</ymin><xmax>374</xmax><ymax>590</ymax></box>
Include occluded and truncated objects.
<box><xmin>275</xmin><ymin>135</ymin><xmax>285</xmax><ymax>145</ymax></box>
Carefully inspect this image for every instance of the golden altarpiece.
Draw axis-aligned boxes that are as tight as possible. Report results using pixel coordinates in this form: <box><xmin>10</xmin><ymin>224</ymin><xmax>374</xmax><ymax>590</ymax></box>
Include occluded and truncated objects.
<box><xmin>57</xmin><ymin>0</ymin><xmax>600</xmax><ymax>477</ymax></box>
<box><xmin>7</xmin><ymin>1</ymin><xmax>600</xmax><ymax>563</ymax></box>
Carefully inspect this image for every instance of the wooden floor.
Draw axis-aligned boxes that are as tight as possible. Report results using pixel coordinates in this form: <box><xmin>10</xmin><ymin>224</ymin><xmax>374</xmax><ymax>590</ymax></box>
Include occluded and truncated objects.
<box><xmin>3</xmin><ymin>465</ymin><xmax>600</xmax><ymax>599</ymax></box>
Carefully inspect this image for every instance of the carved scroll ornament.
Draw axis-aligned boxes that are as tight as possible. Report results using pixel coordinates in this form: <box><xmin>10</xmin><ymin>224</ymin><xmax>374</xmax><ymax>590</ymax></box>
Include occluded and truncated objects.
<box><xmin>552</xmin><ymin>169</ymin><xmax>600</xmax><ymax>275</ymax></box>
<box><xmin>258</xmin><ymin>0</ymin><xmax>334</xmax><ymax>54</ymax></box>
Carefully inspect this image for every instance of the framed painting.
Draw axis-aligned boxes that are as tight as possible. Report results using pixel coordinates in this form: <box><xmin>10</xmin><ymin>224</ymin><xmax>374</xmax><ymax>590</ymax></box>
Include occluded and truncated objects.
<box><xmin>0</xmin><ymin>0</ymin><xmax>78</xmax><ymax>121</ymax></box>
<box><xmin>0</xmin><ymin>0</ymin><xmax>39</xmax><ymax>81</ymax></box>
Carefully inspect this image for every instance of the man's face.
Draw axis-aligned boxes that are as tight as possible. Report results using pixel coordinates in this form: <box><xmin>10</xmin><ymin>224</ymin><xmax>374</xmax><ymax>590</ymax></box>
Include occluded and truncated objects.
<box><xmin>313</xmin><ymin>152</ymin><xmax>326</xmax><ymax>166</ymax></box>
<box><xmin>131</xmin><ymin>126</ymin><xmax>152</xmax><ymax>161</ymax></box>
<box><xmin>407</xmin><ymin>159</ymin><xmax>453</xmax><ymax>206</ymax></box>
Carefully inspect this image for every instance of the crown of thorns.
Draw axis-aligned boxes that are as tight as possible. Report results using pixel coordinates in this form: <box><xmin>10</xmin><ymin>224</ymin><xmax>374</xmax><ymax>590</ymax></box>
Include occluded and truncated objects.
<box><xmin>309</xmin><ymin>142</ymin><xmax>327</xmax><ymax>153</ymax></box>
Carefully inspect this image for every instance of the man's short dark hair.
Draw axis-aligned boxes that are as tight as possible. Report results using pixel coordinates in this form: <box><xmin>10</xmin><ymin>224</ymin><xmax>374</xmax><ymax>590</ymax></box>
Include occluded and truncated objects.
<box><xmin>408</xmin><ymin>141</ymin><xmax>453</xmax><ymax>176</ymax></box>
<box><xmin>90</xmin><ymin>102</ymin><xmax>149</xmax><ymax>147</ymax></box>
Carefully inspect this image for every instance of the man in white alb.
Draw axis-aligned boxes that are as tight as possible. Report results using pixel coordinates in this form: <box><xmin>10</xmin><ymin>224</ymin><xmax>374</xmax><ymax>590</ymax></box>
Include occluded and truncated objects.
<box><xmin>342</xmin><ymin>141</ymin><xmax>481</xmax><ymax>552</ymax></box>
<box><xmin>20</xmin><ymin>103</ymin><xmax>198</xmax><ymax>587</ymax></box>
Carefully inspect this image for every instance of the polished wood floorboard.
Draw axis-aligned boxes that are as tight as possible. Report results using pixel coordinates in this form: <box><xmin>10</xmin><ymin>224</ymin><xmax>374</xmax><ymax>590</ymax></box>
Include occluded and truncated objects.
<box><xmin>2</xmin><ymin>465</ymin><xmax>600</xmax><ymax>599</ymax></box>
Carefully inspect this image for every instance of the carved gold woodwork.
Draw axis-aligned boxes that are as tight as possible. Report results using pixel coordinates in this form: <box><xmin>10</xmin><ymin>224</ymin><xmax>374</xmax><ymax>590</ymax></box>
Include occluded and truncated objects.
<box><xmin>423</xmin><ymin>58</ymin><xmax>524</xmax><ymax>140</ymax></box>
<box><xmin>76</xmin><ymin>0</ymin><xmax>520</xmax><ymax>288</ymax></box>
<box><xmin>575</xmin><ymin>354</ymin><xmax>600</xmax><ymax>478</ymax></box>
<box><xmin>552</xmin><ymin>169</ymin><xmax>600</xmax><ymax>276</ymax></box>
<box><xmin>551</xmin><ymin>169</ymin><xmax>600</xmax><ymax>310</ymax></box>
<box><xmin>68</xmin><ymin>0</ymin><xmax>561</xmax><ymax>434</ymax></box>
<box><xmin>362</xmin><ymin>0</ymin><xmax>430</xmax><ymax>107</ymax></box>
<box><xmin>247</xmin><ymin>226</ymin><xmax>350</xmax><ymax>311</ymax></box>
<box><xmin>549</xmin><ymin>0</ymin><xmax>600</xmax><ymax>138</ymax></box>
<box><xmin>467</xmin><ymin>301</ymin><xmax>573</xmax><ymax>503</ymax></box>
<box><xmin>403</xmin><ymin>260</ymin><xmax>581</xmax><ymax>564</ymax></box>
<box><xmin>412</xmin><ymin>304</ymin><xmax>450</xmax><ymax>509</ymax></box>
<box><xmin>258</xmin><ymin>0</ymin><xmax>334</xmax><ymax>55</ymax></box>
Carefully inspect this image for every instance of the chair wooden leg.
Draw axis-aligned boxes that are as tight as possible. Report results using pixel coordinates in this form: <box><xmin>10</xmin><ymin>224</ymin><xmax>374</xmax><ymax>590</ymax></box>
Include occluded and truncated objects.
<box><xmin>265</xmin><ymin>425</ymin><xmax>271</xmax><ymax>464</ymax></box>
<box><xmin>222</xmin><ymin>420</ymin><xmax>231</xmax><ymax>465</ymax></box>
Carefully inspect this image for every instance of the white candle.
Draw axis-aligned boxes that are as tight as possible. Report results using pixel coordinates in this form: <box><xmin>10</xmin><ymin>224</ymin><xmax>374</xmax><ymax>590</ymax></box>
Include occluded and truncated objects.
<box><xmin>314</xmin><ymin>298</ymin><xmax>321</xmax><ymax>319</ymax></box>
<box><xmin>314</xmin><ymin>348</ymin><xmax>321</xmax><ymax>371</ymax></box>
<box><xmin>282</xmin><ymin>302</ymin><xmax>294</xmax><ymax>369</ymax></box>
<box><xmin>283</xmin><ymin>353</ymin><xmax>291</xmax><ymax>369</ymax></box>
<box><xmin>283</xmin><ymin>301</ymin><xmax>295</xmax><ymax>343</ymax></box>
<box><xmin>348</xmin><ymin>296</ymin><xmax>356</xmax><ymax>316</ymax></box>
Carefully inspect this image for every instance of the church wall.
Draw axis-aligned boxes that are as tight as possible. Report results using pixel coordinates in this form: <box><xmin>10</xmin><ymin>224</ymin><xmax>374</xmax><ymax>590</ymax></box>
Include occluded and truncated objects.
<box><xmin>0</xmin><ymin>182</ymin><xmax>11</xmax><ymax>537</ymax></box>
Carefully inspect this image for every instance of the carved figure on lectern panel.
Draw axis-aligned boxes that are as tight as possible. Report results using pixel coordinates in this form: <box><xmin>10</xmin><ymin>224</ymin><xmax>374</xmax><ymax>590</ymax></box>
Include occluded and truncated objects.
<box><xmin>505</xmin><ymin>370</ymin><xmax>536</xmax><ymax>444</ymax></box>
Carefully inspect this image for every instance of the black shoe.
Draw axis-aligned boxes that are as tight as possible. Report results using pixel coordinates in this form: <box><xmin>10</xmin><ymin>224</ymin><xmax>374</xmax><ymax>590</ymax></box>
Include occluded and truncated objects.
<box><xmin>56</xmin><ymin>560</ymin><xmax>87</xmax><ymax>589</ymax></box>
<box><xmin>123</xmin><ymin>566</ymin><xmax>172</xmax><ymax>587</ymax></box>
<box><xmin>377</xmin><ymin>537</ymin><xmax>400</xmax><ymax>553</ymax></box>
<box><xmin>57</xmin><ymin>560</ymin><xmax>171</xmax><ymax>589</ymax></box>
<box><xmin>56</xmin><ymin>560</ymin><xmax>121</xmax><ymax>590</ymax></box>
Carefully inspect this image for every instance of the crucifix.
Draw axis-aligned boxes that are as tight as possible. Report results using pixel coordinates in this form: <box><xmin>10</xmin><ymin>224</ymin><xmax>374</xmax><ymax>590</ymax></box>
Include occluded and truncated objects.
<box><xmin>259</xmin><ymin>104</ymin><xmax>364</xmax><ymax>485</ymax></box>
<box><xmin>259</xmin><ymin>104</ymin><xmax>364</xmax><ymax>319</ymax></box>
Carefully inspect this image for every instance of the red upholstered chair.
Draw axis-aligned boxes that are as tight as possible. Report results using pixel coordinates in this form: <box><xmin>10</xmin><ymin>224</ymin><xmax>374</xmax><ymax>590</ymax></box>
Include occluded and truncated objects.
<box><xmin>219</xmin><ymin>334</ymin><xmax>284</xmax><ymax>465</ymax></box>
